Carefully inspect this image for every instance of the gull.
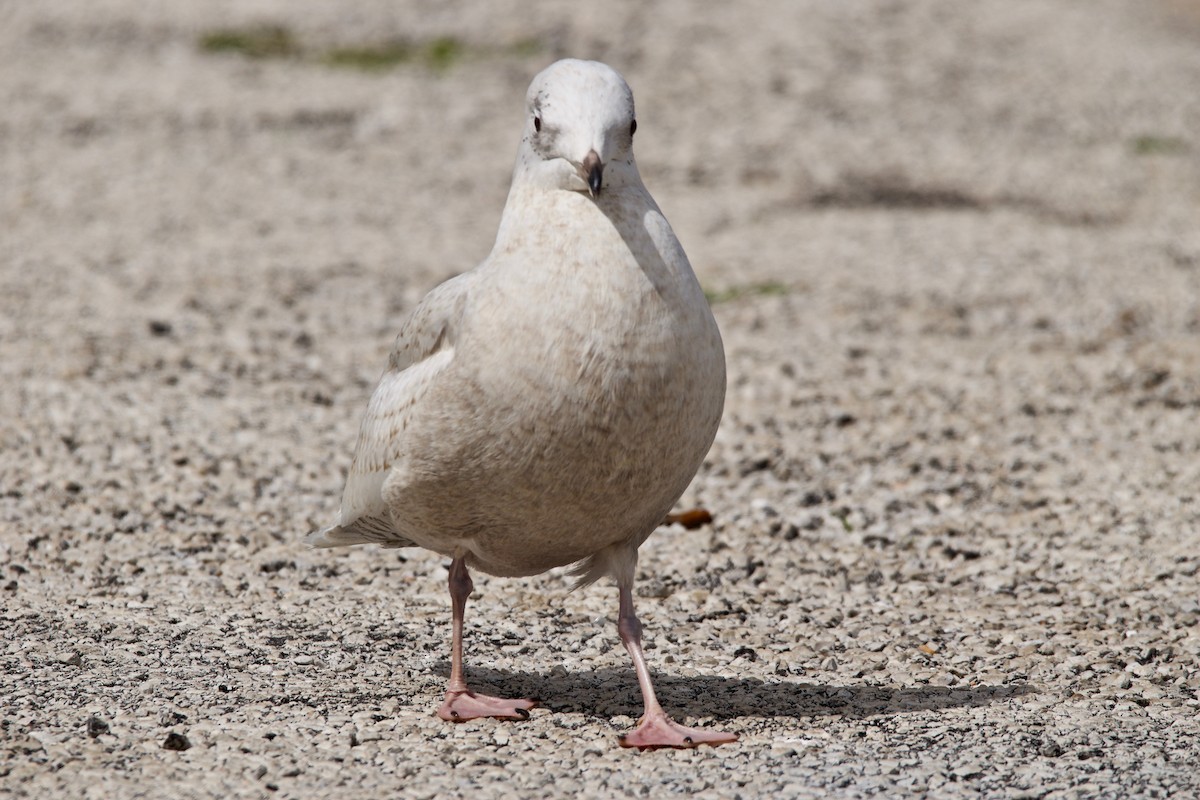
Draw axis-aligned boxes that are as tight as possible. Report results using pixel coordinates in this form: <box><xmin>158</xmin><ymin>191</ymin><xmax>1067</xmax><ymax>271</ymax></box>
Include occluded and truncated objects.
<box><xmin>308</xmin><ymin>59</ymin><xmax>736</xmax><ymax>749</ymax></box>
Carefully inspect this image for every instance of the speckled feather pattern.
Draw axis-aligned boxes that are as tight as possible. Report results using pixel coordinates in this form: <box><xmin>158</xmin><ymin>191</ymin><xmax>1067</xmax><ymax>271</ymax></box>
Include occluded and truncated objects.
<box><xmin>309</xmin><ymin>60</ymin><xmax>724</xmax><ymax>587</ymax></box>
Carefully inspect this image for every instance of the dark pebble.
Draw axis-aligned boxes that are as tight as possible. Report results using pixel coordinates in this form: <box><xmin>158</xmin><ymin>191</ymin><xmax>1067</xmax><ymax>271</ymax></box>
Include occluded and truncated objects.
<box><xmin>163</xmin><ymin>732</ymin><xmax>192</xmax><ymax>751</ymax></box>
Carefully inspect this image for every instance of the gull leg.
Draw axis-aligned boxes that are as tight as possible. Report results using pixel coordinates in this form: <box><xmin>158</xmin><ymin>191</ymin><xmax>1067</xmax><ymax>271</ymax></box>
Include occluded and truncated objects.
<box><xmin>615</xmin><ymin>580</ymin><xmax>737</xmax><ymax>749</ymax></box>
<box><xmin>437</xmin><ymin>556</ymin><xmax>537</xmax><ymax>722</ymax></box>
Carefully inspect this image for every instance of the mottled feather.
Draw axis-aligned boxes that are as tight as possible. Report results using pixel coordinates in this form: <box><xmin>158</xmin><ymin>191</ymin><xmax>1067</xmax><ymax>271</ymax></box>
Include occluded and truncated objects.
<box><xmin>308</xmin><ymin>59</ymin><xmax>724</xmax><ymax>588</ymax></box>
<box><xmin>307</xmin><ymin>274</ymin><xmax>472</xmax><ymax>548</ymax></box>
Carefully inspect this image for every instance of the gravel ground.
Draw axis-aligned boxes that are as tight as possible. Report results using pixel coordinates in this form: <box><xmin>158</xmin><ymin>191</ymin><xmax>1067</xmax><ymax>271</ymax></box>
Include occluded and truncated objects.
<box><xmin>3</xmin><ymin>1</ymin><xmax>1200</xmax><ymax>797</ymax></box>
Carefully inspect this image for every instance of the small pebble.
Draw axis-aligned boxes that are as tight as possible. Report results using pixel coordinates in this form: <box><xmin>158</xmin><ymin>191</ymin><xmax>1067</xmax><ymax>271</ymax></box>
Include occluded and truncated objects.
<box><xmin>85</xmin><ymin>716</ymin><xmax>109</xmax><ymax>738</ymax></box>
<box><xmin>162</xmin><ymin>733</ymin><xmax>192</xmax><ymax>751</ymax></box>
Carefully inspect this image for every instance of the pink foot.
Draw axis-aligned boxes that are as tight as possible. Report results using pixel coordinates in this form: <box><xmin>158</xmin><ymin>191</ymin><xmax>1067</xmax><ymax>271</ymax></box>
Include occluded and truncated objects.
<box><xmin>617</xmin><ymin>711</ymin><xmax>738</xmax><ymax>750</ymax></box>
<box><xmin>437</xmin><ymin>690</ymin><xmax>537</xmax><ymax>722</ymax></box>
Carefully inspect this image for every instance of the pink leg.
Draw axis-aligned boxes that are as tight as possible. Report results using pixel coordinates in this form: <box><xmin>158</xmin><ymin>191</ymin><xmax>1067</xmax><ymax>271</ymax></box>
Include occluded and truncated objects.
<box><xmin>436</xmin><ymin>557</ymin><xmax>537</xmax><ymax>722</ymax></box>
<box><xmin>615</xmin><ymin>581</ymin><xmax>738</xmax><ymax>749</ymax></box>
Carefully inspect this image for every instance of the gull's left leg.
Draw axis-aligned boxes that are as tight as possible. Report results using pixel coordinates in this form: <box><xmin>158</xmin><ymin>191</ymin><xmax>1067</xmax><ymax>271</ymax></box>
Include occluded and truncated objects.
<box><xmin>614</xmin><ymin>575</ymin><xmax>738</xmax><ymax>749</ymax></box>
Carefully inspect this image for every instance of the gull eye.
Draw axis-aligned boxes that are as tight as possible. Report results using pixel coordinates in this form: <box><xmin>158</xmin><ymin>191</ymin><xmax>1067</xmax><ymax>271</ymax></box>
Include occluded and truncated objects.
<box><xmin>534</xmin><ymin>116</ymin><xmax>542</xmax><ymax>132</ymax></box>
<box><xmin>630</xmin><ymin>119</ymin><xmax>637</xmax><ymax>137</ymax></box>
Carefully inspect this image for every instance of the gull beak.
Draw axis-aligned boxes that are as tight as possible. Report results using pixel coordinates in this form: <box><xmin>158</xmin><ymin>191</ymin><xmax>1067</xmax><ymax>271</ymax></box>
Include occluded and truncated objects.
<box><xmin>579</xmin><ymin>150</ymin><xmax>603</xmax><ymax>197</ymax></box>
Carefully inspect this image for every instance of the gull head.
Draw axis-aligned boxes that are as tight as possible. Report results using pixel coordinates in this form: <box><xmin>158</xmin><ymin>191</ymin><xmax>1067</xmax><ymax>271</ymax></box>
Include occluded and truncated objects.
<box><xmin>517</xmin><ymin>59</ymin><xmax>639</xmax><ymax>198</ymax></box>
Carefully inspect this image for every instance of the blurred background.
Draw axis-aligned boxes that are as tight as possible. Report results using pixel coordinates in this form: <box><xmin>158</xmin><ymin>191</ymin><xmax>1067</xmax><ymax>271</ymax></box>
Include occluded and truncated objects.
<box><xmin>2</xmin><ymin>1</ymin><xmax>1200</xmax><ymax>796</ymax></box>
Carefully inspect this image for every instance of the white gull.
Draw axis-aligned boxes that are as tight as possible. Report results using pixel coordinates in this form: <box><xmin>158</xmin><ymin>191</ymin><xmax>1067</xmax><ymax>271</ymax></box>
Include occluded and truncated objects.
<box><xmin>309</xmin><ymin>58</ymin><xmax>735</xmax><ymax>749</ymax></box>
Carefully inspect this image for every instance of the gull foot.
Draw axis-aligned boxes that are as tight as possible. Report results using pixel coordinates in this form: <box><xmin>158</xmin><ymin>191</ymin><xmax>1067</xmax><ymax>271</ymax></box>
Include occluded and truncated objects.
<box><xmin>437</xmin><ymin>691</ymin><xmax>537</xmax><ymax>722</ymax></box>
<box><xmin>617</xmin><ymin>713</ymin><xmax>738</xmax><ymax>750</ymax></box>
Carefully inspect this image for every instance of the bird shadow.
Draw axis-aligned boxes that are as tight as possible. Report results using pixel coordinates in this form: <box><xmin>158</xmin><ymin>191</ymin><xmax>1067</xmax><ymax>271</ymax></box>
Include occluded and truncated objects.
<box><xmin>433</xmin><ymin>662</ymin><xmax>1035</xmax><ymax>722</ymax></box>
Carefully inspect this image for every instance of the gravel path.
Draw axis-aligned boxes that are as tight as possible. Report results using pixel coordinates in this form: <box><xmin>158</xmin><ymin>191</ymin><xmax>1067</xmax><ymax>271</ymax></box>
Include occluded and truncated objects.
<box><xmin>3</xmin><ymin>2</ymin><xmax>1200</xmax><ymax>797</ymax></box>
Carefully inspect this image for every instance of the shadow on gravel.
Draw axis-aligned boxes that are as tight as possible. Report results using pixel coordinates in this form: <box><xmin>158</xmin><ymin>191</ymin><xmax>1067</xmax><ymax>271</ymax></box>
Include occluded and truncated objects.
<box><xmin>436</xmin><ymin>663</ymin><xmax>1035</xmax><ymax>721</ymax></box>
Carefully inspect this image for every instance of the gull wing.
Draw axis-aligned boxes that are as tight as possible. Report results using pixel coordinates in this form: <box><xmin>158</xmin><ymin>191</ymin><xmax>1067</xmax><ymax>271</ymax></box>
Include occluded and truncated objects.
<box><xmin>307</xmin><ymin>272</ymin><xmax>473</xmax><ymax>548</ymax></box>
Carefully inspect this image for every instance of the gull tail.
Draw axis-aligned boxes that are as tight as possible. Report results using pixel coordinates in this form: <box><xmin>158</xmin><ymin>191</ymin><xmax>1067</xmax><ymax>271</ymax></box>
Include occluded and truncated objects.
<box><xmin>567</xmin><ymin>538</ymin><xmax>640</xmax><ymax>590</ymax></box>
<box><xmin>306</xmin><ymin>516</ymin><xmax>416</xmax><ymax>549</ymax></box>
